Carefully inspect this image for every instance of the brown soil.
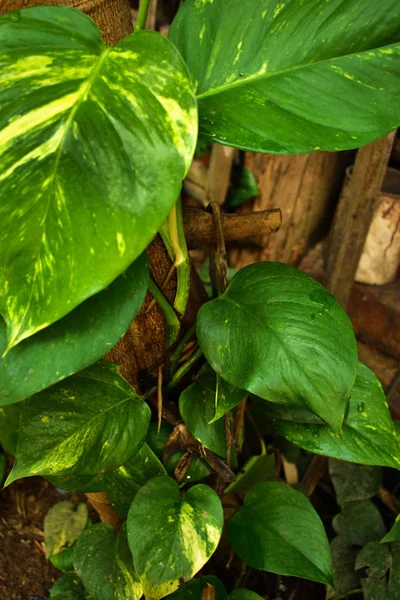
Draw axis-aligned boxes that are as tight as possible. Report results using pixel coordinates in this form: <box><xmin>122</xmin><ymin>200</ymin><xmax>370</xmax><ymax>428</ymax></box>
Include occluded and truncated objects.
<box><xmin>0</xmin><ymin>468</ymin><xmax>88</xmax><ymax>600</ymax></box>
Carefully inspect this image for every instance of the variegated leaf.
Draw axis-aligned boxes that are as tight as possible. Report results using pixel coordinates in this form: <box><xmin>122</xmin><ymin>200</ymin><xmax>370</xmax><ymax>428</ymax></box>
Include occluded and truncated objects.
<box><xmin>0</xmin><ymin>7</ymin><xmax>197</xmax><ymax>349</ymax></box>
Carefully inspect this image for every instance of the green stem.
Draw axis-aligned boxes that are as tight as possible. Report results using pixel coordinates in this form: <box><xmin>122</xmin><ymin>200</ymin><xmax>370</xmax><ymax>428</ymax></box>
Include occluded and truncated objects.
<box><xmin>167</xmin><ymin>347</ymin><xmax>203</xmax><ymax>390</ymax></box>
<box><xmin>169</xmin><ymin>322</ymin><xmax>197</xmax><ymax>376</ymax></box>
<box><xmin>147</xmin><ymin>278</ymin><xmax>180</xmax><ymax>348</ymax></box>
<box><xmin>135</xmin><ymin>0</ymin><xmax>152</xmax><ymax>31</ymax></box>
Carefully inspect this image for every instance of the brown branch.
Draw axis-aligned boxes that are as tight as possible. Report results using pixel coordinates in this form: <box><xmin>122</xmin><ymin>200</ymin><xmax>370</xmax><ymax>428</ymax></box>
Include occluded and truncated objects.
<box><xmin>183</xmin><ymin>207</ymin><xmax>282</xmax><ymax>249</ymax></box>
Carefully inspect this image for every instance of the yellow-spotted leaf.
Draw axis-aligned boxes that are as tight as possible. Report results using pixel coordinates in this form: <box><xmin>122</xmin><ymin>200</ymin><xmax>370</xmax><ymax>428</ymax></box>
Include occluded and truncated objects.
<box><xmin>170</xmin><ymin>0</ymin><xmax>400</xmax><ymax>153</ymax></box>
<box><xmin>127</xmin><ymin>476</ymin><xmax>223</xmax><ymax>600</ymax></box>
<box><xmin>5</xmin><ymin>361</ymin><xmax>151</xmax><ymax>485</ymax></box>
<box><xmin>0</xmin><ymin>6</ymin><xmax>197</xmax><ymax>349</ymax></box>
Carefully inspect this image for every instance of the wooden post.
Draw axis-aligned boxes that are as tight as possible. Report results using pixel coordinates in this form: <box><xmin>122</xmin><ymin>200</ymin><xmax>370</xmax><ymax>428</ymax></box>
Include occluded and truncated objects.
<box><xmin>325</xmin><ymin>133</ymin><xmax>396</xmax><ymax>308</ymax></box>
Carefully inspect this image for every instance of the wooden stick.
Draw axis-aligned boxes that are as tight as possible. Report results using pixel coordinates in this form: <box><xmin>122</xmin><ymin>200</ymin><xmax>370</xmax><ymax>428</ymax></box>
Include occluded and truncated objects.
<box><xmin>326</xmin><ymin>133</ymin><xmax>396</xmax><ymax>308</ymax></box>
<box><xmin>183</xmin><ymin>206</ymin><xmax>282</xmax><ymax>249</ymax></box>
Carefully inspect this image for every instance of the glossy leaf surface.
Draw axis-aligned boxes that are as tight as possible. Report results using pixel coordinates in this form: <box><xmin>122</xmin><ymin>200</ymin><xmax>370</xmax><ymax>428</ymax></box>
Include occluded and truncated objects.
<box><xmin>272</xmin><ymin>364</ymin><xmax>400</xmax><ymax>468</ymax></box>
<box><xmin>170</xmin><ymin>0</ymin><xmax>400</xmax><ymax>154</ymax></box>
<box><xmin>127</xmin><ymin>476</ymin><xmax>223</xmax><ymax>599</ymax></box>
<box><xmin>228</xmin><ymin>481</ymin><xmax>332</xmax><ymax>585</ymax></box>
<box><xmin>0</xmin><ymin>6</ymin><xmax>197</xmax><ymax>348</ymax></box>
<box><xmin>0</xmin><ymin>255</ymin><xmax>148</xmax><ymax>407</ymax></box>
<box><xmin>74</xmin><ymin>523</ymin><xmax>142</xmax><ymax>600</ymax></box>
<box><xmin>6</xmin><ymin>362</ymin><xmax>150</xmax><ymax>484</ymax></box>
<box><xmin>197</xmin><ymin>262</ymin><xmax>357</xmax><ymax>432</ymax></box>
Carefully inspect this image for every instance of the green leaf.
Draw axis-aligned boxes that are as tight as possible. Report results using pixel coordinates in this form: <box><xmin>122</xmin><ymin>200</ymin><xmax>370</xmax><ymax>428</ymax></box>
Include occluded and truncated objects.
<box><xmin>0</xmin><ymin>254</ymin><xmax>148</xmax><ymax>407</ymax></box>
<box><xmin>166</xmin><ymin>451</ymin><xmax>212</xmax><ymax>484</ymax></box>
<box><xmin>227</xmin><ymin>481</ymin><xmax>333</xmax><ymax>585</ymax></box>
<box><xmin>329</xmin><ymin>458</ymin><xmax>382</xmax><ymax>506</ymax></box>
<box><xmin>45</xmin><ymin>501</ymin><xmax>88</xmax><ymax>557</ymax></box>
<box><xmin>271</xmin><ymin>363</ymin><xmax>400</xmax><ymax>468</ymax></box>
<box><xmin>49</xmin><ymin>573</ymin><xmax>86</xmax><ymax>599</ymax></box>
<box><xmin>333</xmin><ymin>501</ymin><xmax>386</xmax><ymax>547</ymax></box>
<box><xmin>50</xmin><ymin>545</ymin><xmax>75</xmax><ymax>573</ymax></box>
<box><xmin>6</xmin><ymin>361</ymin><xmax>151</xmax><ymax>484</ymax></box>
<box><xmin>381</xmin><ymin>515</ymin><xmax>400</xmax><ymax>544</ymax></box>
<box><xmin>169</xmin><ymin>575</ymin><xmax>228</xmax><ymax>599</ymax></box>
<box><xmin>227</xmin><ymin>167</ymin><xmax>260</xmax><ymax>210</ymax></box>
<box><xmin>0</xmin><ymin>453</ymin><xmax>5</xmax><ymax>483</ymax></box>
<box><xmin>170</xmin><ymin>0</ymin><xmax>400</xmax><ymax>154</ymax></box>
<box><xmin>355</xmin><ymin>541</ymin><xmax>392</xmax><ymax>600</ymax></box>
<box><xmin>224</xmin><ymin>452</ymin><xmax>276</xmax><ymax>495</ymax></box>
<box><xmin>127</xmin><ymin>475</ymin><xmax>223</xmax><ymax>599</ymax></box>
<box><xmin>73</xmin><ymin>523</ymin><xmax>142</xmax><ymax>600</ymax></box>
<box><xmin>0</xmin><ymin>403</ymin><xmax>21</xmax><ymax>454</ymax></box>
<box><xmin>197</xmin><ymin>262</ymin><xmax>357</xmax><ymax>433</ymax></box>
<box><xmin>179</xmin><ymin>362</ymin><xmax>246</xmax><ymax>456</ymax></box>
<box><xmin>229</xmin><ymin>591</ymin><xmax>264</xmax><ymax>600</ymax></box>
<box><xmin>330</xmin><ymin>536</ymin><xmax>360</xmax><ymax>595</ymax></box>
<box><xmin>0</xmin><ymin>6</ymin><xmax>197</xmax><ymax>349</ymax></box>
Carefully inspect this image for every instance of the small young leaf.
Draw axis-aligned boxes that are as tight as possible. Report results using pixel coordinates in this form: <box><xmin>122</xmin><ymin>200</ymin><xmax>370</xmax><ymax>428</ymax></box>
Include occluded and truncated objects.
<box><xmin>272</xmin><ymin>363</ymin><xmax>400</xmax><ymax>469</ymax></box>
<box><xmin>333</xmin><ymin>501</ymin><xmax>386</xmax><ymax>547</ymax></box>
<box><xmin>0</xmin><ymin>7</ymin><xmax>197</xmax><ymax>349</ymax></box>
<box><xmin>73</xmin><ymin>523</ymin><xmax>142</xmax><ymax>600</ymax></box>
<box><xmin>329</xmin><ymin>459</ymin><xmax>382</xmax><ymax>506</ymax></box>
<box><xmin>127</xmin><ymin>476</ymin><xmax>223</xmax><ymax>599</ymax></box>
<box><xmin>45</xmin><ymin>501</ymin><xmax>88</xmax><ymax>557</ymax></box>
<box><xmin>6</xmin><ymin>361</ymin><xmax>150</xmax><ymax>484</ymax></box>
<box><xmin>381</xmin><ymin>514</ymin><xmax>400</xmax><ymax>544</ymax></box>
<box><xmin>169</xmin><ymin>575</ymin><xmax>227</xmax><ymax>599</ymax></box>
<box><xmin>224</xmin><ymin>453</ymin><xmax>276</xmax><ymax>495</ymax></box>
<box><xmin>197</xmin><ymin>262</ymin><xmax>357</xmax><ymax>433</ymax></box>
<box><xmin>50</xmin><ymin>545</ymin><xmax>75</xmax><ymax>573</ymax></box>
<box><xmin>170</xmin><ymin>0</ymin><xmax>400</xmax><ymax>154</ymax></box>
<box><xmin>0</xmin><ymin>254</ymin><xmax>148</xmax><ymax>407</ymax></box>
<box><xmin>228</xmin><ymin>481</ymin><xmax>333</xmax><ymax>585</ymax></box>
<box><xmin>49</xmin><ymin>573</ymin><xmax>86</xmax><ymax>599</ymax></box>
<box><xmin>229</xmin><ymin>591</ymin><xmax>263</xmax><ymax>600</ymax></box>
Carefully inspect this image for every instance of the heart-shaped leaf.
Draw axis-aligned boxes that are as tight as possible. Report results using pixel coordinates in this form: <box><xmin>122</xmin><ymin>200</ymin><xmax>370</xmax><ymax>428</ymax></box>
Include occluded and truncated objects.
<box><xmin>271</xmin><ymin>363</ymin><xmax>400</xmax><ymax>469</ymax></box>
<box><xmin>170</xmin><ymin>0</ymin><xmax>400</xmax><ymax>153</ymax></box>
<box><xmin>127</xmin><ymin>476</ymin><xmax>223</xmax><ymax>600</ymax></box>
<box><xmin>6</xmin><ymin>361</ymin><xmax>150</xmax><ymax>484</ymax></box>
<box><xmin>49</xmin><ymin>573</ymin><xmax>86</xmax><ymax>599</ymax></box>
<box><xmin>0</xmin><ymin>254</ymin><xmax>148</xmax><ymax>407</ymax></box>
<box><xmin>228</xmin><ymin>481</ymin><xmax>333</xmax><ymax>585</ymax></box>
<box><xmin>329</xmin><ymin>458</ymin><xmax>382</xmax><ymax>506</ymax></box>
<box><xmin>73</xmin><ymin>523</ymin><xmax>142</xmax><ymax>600</ymax></box>
<box><xmin>197</xmin><ymin>262</ymin><xmax>357</xmax><ymax>433</ymax></box>
<box><xmin>333</xmin><ymin>501</ymin><xmax>386</xmax><ymax>547</ymax></box>
<box><xmin>0</xmin><ymin>6</ymin><xmax>197</xmax><ymax>349</ymax></box>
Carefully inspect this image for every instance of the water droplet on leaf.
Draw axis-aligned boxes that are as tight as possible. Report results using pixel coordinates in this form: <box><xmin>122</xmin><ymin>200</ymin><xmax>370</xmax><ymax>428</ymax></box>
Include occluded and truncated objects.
<box><xmin>8</xmin><ymin>10</ymin><xmax>21</xmax><ymax>22</ymax></box>
<box><xmin>357</xmin><ymin>402</ymin><xmax>365</xmax><ymax>413</ymax></box>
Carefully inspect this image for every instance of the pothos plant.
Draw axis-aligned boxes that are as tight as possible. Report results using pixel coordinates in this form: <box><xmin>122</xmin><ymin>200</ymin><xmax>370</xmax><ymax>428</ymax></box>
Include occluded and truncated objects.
<box><xmin>0</xmin><ymin>0</ymin><xmax>400</xmax><ymax>598</ymax></box>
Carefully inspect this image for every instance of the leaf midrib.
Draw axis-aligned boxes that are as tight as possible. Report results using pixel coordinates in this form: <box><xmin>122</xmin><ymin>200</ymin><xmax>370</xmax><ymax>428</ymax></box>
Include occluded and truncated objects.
<box><xmin>196</xmin><ymin>42</ymin><xmax>397</xmax><ymax>100</ymax></box>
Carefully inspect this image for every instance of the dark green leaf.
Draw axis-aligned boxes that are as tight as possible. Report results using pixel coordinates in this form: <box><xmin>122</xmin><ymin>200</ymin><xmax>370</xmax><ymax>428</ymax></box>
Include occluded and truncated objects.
<box><xmin>229</xmin><ymin>591</ymin><xmax>263</xmax><ymax>600</ymax></box>
<box><xmin>170</xmin><ymin>0</ymin><xmax>400</xmax><ymax>154</ymax></box>
<box><xmin>166</xmin><ymin>451</ymin><xmax>212</xmax><ymax>484</ymax></box>
<box><xmin>272</xmin><ymin>364</ymin><xmax>400</xmax><ymax>468</ymax></box>
<box><xmin>381</xmin><ymin>515</ymin><xmax>400</xmax><ymax>544</ymax></box>
<box><xmin>45</xmin><ymin>501</ymin><xmax>88</xmax><ymax>557</ymax></box>
<box><xmin>169</xmin><ymin>575</ymin><xmax>227</xmax><ymax>599</ymax></box>
<box><xmin>6</xmin><ymin>361</ymin><xmax>151</xmax><ymax>484</ymax></box>
<box><xmin>356</xmin><ymin>543</ymin><xmax>400</xmax><ymax>599</ymax></box>
<box><xmin>0</xmin><ymin>453</ymin><xmax>5</xmax><ymax>483</ymax></box>
<box><xmin>49</xmin><ymin>573</ymin><xmax>86</xmax><ymax>599</ymax></box>
<box><xmin>356</xmin><ymin>541</ymin><xmax>391</xmax><ymax>579</ymax></box>
<box><xmin>333</xmin><ymin>501</ymin><xmax>386</xmax><ymax>547</ymax></box>
<box><xmin>0</xmin><ymin>6</ymin><xmax>197</xmax><ymax>349</ymax></box>
<box><xmin>73</xmin><ymin>523</ymin><xmax>142</xmax><ymax>600</ymax></box>
<box><xmin>228</xmin><ymin>481</ymin><xmax>333</xmax><ymax>585</ymax></box>
<box><xmin>0</xmin><ymin>255</ymin><xmax>148</xmax><ymax>406</ymax></box>
<box><xmin>0</xmin><ymin>403</ymin><xmax>20</xmax><ymax>454</ymax></box>
<box><xmin>197</xmin><ymin>262</ymin><xmax>357</xmax><ymax>432</ymax></box>
<box><xmin>127</xmin><ymin>476</ymin><xmax>223</xmax><ymax>599</ymax></box>
<box><xmin>224</xmin><ymin>452</ymin><xmax>276</xmax><ymax>495</ymax></box>
<box><xmin>227</xmin><ymin>167</ymin><xmax>260</xmax><ymax>210</ymax></box>
<box><xmin>50</xmin><ymin>545</ymin><xmax>75</xmax><ymax>573</ymax></box>
<box><xmin>329</xmin><ymin>458</ymin><xmax>382</xmax><ymax>506</ymax></box>
<box><xmin>146</xmin><ymin>421</ymin><xmax>173</xmax><ymax>459</ymax></box>
<box><xmin>330</xmin><ymin>536</ymin><xmax>360</xmax><ymax>595</ymax></box>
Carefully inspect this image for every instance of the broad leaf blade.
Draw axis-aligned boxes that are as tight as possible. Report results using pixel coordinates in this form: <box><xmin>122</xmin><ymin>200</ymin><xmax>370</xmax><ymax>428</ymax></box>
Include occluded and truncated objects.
<box><xmin>227</xmin><ymin>481</ymin><xmax>333</xmax><ymax>585</ymax></box>
<box><xmin>197</xmin><ymin>262</ymin><xmax>357</xmax><ymax>433</ymax></box>
<box><xmin>329</xmin><ymin>458</ymin><xmax>382</xmax><ymax>506</ymax></box>
<box><xmin>44</xmin><ymin>501</ymin><xmax>88</xmax><ymax>557</ymax></box>
<box><xmin>381</xmin><ymin>514</ymin><xmax>400</xmax><ymax>544</ymax></box>
<box><xmin>127</xmin><ymin>476</ymin><xmax>223</xmax><ymax>599</ymax></box>
<box><xmin>0</xmin><ymin>6</ymin><xmax>197</xmax><ymax>348</ymax></box>
<box><xmin>170</xmin><ymin>0</ymin><xmax>400</xmax><ymax>154</ymax></box>
<box><xmin>272</xmin><ymin>364</ymin><xmax>400</xmax><ymax>469</ymax></box>
<box><xmin>73</xmin><ymin>523</ymin><xmax>142</xmax><ymax>600</ymax></box>
<box><xmin>49</xmin><ymin>573</ymin><xmax>86</xmax><ymax>599</ymax></box>
<box><xmin>6</xmin><ymin>361</ymin><xmax>150</xmax><ymax>484</ymax></box>
<box><xmin>0</xmin><ymin>254</ymin><xmax>148</xmax><ymax>407</ymax></box>
<box><xmin>333</xmin><ymin>500</ymin><xmax>386</xmax><ymax>547</ymax></box>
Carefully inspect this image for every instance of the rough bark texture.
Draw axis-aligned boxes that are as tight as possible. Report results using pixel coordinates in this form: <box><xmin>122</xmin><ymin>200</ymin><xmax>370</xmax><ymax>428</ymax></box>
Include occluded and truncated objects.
<box><xmin>229</xmin><ymin>150</ymin><xmax>349</xmax><ymax>269</ymax></box>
